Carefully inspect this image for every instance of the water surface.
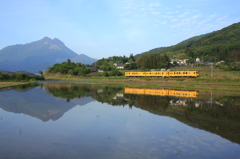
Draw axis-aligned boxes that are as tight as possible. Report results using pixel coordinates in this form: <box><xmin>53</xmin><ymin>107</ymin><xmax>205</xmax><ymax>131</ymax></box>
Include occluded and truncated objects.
<box><xmin>0</xmin><ymin>83</ymin><xmax>240</xmax><ymax>159</ymax></box>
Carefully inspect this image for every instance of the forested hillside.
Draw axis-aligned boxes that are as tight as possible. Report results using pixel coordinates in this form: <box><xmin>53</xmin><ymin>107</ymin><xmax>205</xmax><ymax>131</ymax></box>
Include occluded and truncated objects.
<box><xmin>136</xmin><ymin>22</ymin><xmax>240</xmax><ymax>62</ymax></box>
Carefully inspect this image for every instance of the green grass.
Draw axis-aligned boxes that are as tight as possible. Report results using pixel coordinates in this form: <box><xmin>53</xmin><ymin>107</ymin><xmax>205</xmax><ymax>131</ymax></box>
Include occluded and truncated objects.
<box><xmin>44</xmin><ymin>66</ymin><xmax>240</xmax><ymax>92</ymax></box>
<box><xmin>171</xmin><ymin>66</ymin><xmax>240</xmax><ymax>78</ymax></box>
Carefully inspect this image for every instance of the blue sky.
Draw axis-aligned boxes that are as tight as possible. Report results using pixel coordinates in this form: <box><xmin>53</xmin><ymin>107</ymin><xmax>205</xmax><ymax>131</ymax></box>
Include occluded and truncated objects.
<box><xmin>0</xmin><ymin>0</ymin><xmax>240</xmax><ymax>59</ymax></box>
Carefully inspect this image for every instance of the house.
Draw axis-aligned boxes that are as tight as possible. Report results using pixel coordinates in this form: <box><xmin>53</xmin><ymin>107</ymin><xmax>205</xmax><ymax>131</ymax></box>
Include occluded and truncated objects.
<box><xmin>116</xmin><ymin>65</ymin><xmax>124</xmax><ymax>69</ymax></box>
<box><xmin>170</xmin><ymin>59</ymin><xmax>188</xmax><ymax>65</ymax></box>
<box><xmin>216</xmin><ymin>60</ymin><xmax>224</xmax><ymax>65</ymax></box>
<box><xmin>205</xmin><ymin>62</ymin><xmax>214</xmax><ymax>65</ymax></box>
<box><xmin>90</xmin><ymin>69</ymin><xmax>97</xmax><ymax>72</ymax></box>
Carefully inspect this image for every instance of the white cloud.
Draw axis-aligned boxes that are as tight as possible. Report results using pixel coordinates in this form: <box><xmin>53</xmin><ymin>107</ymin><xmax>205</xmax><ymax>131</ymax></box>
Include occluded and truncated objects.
<box><xmin>161</xmin><ymin>21</ymin><xmax>167</xmax><ymax>24</ymax></box>
<box><xmin>198</xmin><ymin>19</ymin><xmax>212</xmax><ymax>26</ymax></box>
<box><xmin>164</xmin><ymin>15</ymin><xmax>173</xmax><ymax>18</ymax></box>
<box><xmin>192</xmin><ymin>13</ymin><xmax>202</xmax><ymax>19</ymax></box>
<box><xmin>178</xmin><ymin>14</ymin><xmax>185</xmax><ymax>18</ymax></box>
<box><xmin>140</xmin><ymin>7</ymin><xmax>147</xmax><ymax>11</ymax></box>
<box><xmin>171</xmin><ymin>19</ymin><xmax>178</xmax><ymax>22</ymax></box>
<box><xmin>216</xmin><ymin>16</ymin><xmax>227</xmax><ymax>21</ymax></box>
<box><xmin>151</xmin><ymin>11</ymin><xmax>160</xmax><ymax>15</ymax></box>
<box><xmin>210</xmin><ymin>13</ymin><xmax>217</xmax><ymax>18</ymax></box>
<box><xmin>120</xmin><ymin>18</ymin><xmax>132</xmax><ymax>24</ymax></box>
<box><xmin>149</xmin><ymin>3</ymin><xmax>161</xmax><ymax>7</ymax></box>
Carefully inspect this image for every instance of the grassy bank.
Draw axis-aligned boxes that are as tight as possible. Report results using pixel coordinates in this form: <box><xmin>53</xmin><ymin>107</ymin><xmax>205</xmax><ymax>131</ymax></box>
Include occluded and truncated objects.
<box><xmin>43</xmin><ymin>75</ymin><xmax>240</xmax><ymax>92</ymax></box>
<box><xmin>0</xmin><ymin>82</ymin><xmax>31</xmax><ymax>89</ymax></box>
<box><xmin>41</xmin><ymin>66</ymin><xmax>240</xmax><ymax>91</ymax></box>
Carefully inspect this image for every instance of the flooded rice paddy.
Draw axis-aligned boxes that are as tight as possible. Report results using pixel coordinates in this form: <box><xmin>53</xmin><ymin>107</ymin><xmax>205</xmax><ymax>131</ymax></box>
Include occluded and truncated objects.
<box><xmin>0</xmin><ymin>82</ymin><xmax>240</xmax><ymax>159</ymax></box>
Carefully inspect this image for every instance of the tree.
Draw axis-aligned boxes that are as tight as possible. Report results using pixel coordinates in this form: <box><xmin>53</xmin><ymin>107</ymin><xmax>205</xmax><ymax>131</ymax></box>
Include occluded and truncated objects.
<box><xmin>125</xmin><ymin>63</ymin><xmax>137</xmax><ymax>70</ymax></box>
<box><xmin>173</xmin><ymin>61</ymin><xmax>179</xmax><ymax>66</ymax></box>
<box><xmin>102</xmin><ymin>71</ymin><xmax>108</xmax><ymax>77</ymax></box>
<box><xmin>46</xmin><ymin>66</ymin><xmax>53</xmax><ymax>72</ymax></box>
<box><xmin>130</xmin><ymin>53</ymin><xmax>135</xmax><ymax>62</ymax></box>
<box><xmin>137</xmin><ymin>53</ymin><xmax>170</xmax><ymax>69</ymax></box>
<box><xmin>38</xmin><ymin>71</ymin><xmax>43</xmax><ymax>76</ymax></box>
<box><xmin>185</xmin><ymin>47</ymin><xmax>193</xmax><ymax>58</ymax></box>
<box><xmin>109</xmin><ymin>69</ymin><xmax>123</xmax><ymax>76</ymax></box>
<box><xmin>187</xmin><ymin>57</ymin><xmax>194</xmax><ymax>64</ymax></box>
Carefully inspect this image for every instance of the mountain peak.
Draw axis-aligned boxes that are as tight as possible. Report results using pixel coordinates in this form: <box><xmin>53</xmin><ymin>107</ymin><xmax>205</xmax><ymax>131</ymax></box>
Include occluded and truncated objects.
<box><xmin>52</xmin><ymin>38</ymin><xmax>65</xmax><ymax>47</ymax></box>
<box><xmin>0</xmin><ymin>37</ymin><xmax>97</xmax><ymax>72</ymax></box>
<box><xmin>42</xmin><ymin>37</ymin><xmax>52</xmax><ymax>45</ymax></box>
<box><xmin>42</xmin><ymin>37</ymin><xmax>52</xmax><ymax>41</ymax></box>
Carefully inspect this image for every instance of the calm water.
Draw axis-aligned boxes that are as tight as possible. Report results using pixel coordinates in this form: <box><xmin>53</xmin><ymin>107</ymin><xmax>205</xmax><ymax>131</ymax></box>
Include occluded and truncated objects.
<box><xmin>0</xmin><ymin>82</ymin><xmax>240</xmax><ymax>159</ymax></box>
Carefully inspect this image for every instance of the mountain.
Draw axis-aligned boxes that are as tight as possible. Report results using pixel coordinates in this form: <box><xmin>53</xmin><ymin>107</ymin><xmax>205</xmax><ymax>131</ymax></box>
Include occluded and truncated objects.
<box><xmin>0</xmin><ymin>85</ymin><xmax>96</xmax><ymax>122</ymax></box>
<box><xmin>71</xmin><ymin>54</ymin><xmax>98</xmax><ymax>65</ymax></box>
<box><xmin>135</xmin><ymin>22</ymin><xmax>240</xmax><ymax>62</ymax></box>
<box><xmin>0</xmin><ymin>37</ymin><xmax>98</xmax><ymax>72</ymax></box>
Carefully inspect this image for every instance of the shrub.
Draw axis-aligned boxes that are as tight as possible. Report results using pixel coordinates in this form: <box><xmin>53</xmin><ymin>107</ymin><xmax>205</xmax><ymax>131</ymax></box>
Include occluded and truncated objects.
<box><xmin>102</xmin><ymin>71</ymin><xmax>109</xmax><ymax>77</ymax></box>
<box><xmin>109</xmin><ymin>69</ymin><xmax>123</xmax><ymax>76</ymax></box>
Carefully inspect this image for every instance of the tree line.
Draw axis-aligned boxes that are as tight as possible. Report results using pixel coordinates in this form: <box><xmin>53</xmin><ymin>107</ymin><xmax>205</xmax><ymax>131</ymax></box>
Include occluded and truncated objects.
<box><xmin>47</xmin><ymin>59</ymin><xmax>91</xmax><ymax>76</ymax></box>
<box><xmin>0</xmin><ymin>72</ymin><xmax>44</xmax><ymax>81</ymax></box>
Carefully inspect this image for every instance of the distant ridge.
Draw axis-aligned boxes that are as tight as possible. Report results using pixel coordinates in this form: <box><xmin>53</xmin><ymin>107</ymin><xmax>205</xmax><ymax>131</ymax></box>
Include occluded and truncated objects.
<box><xmin>135</xmin><ymin>22</ymin><xmax>240</xmax><ymax>62</ymax></box>
<box><xmin>0</xmin><ymin>37</ymin><xmax>98</xmax><ymax>72</ymax></box>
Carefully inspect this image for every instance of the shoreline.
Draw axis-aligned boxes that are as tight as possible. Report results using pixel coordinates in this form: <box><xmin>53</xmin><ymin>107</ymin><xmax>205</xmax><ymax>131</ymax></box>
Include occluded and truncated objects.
<box><xmin>43</xmin><ymin>76</ymin><xmax>240</xmax><ymax>92</ymax></box>
<box><xmin>1</xmin><ymin>76</ymin><xmax>240</xmax><ymax>93</ymax></box>
<box><xmin>0</xmin><ymin>82</ymin><xmax>32</xmax><ymax>89</ymax></box>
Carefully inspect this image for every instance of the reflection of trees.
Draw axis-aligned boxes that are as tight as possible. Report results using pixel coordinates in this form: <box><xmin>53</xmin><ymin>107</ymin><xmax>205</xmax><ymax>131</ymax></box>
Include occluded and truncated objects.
<box><xmin>44</xmin><ymin>84</ymin><xmax>91</xmax><ymax>102</ymax></box>
<box><xmin>43</xmin><ymin>84</ymin><xmax>240</xmax><ymax>144</ymax></box>
<box><xmin>0</xmin><ymin>83</ymin><xmax>39</xmax><ymax>92</ymax></box>
<box><xmin>44</xmin><ymin>84</ymin><xmax>128</xmax><ymax>106</ymax></box>
<box><xmin>3</xmin><ymin>83</ymin><xmax>240</xmax><ymax>144</ymax></box>
<box><xmin>92</xmin><ymin>86</ymin><xmax>128</xmax><ymax>106</ymax></box>
<box><xmin>125</xmin><ymin>93</ymin><xmax>240</xmax><ymax>144</ymax></box>
<box><xmin>124</xmin><ymin>94</ymin><xmax>170</xmax><ymax>110</ymax></box>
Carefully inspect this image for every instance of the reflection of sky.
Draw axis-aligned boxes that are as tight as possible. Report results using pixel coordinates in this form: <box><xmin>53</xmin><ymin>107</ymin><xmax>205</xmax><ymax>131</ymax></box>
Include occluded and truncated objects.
<box><xmin>0</xmin><ymin>92</ymin><xmax>240</xmax><ymax>158</ymax></box>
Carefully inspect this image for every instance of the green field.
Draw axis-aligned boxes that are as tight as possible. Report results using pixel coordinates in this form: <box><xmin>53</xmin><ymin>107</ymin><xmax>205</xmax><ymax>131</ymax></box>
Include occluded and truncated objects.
<box><xmin>42</xmin><ymin>66</ymin><xmax>240</xmax><ymax>93</ymax></box>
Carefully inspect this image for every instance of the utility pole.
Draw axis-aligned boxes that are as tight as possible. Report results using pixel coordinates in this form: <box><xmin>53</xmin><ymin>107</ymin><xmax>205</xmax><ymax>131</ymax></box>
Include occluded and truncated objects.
<box><xmin>211</xmin><ymin>63</ymin><xmax>214</xmax><ymax>78</ymax></box>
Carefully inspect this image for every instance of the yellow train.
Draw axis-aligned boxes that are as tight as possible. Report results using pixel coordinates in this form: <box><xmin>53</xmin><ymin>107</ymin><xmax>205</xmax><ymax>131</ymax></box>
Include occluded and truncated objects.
<box><xmin>125</xmin><ymin>88</ymin><xmax>199</xmax><ymax>98</ymax></box>
<box><xmin>125</xmin><ymin>71</ymin><xmax>199</xmax><ymax>78</ymax></box>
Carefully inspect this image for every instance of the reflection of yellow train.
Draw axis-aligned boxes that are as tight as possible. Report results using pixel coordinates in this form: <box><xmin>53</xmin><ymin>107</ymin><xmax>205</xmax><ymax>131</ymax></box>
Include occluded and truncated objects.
<box><xmin>125</xmin><ymin>88</ymin><xmax>199</xmax><ymax>98</ymax></box>
<box><xmin>125</xmin><ymin>71</ymin><xmax>199</xmax><ymax>78</ymax></box>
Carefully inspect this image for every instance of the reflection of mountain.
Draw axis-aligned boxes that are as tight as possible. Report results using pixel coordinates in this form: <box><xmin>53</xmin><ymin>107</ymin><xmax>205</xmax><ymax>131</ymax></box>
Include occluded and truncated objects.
<box><xmin>1</xmin><ymin>84</ymin><xmax>240</xmax><ymax>144</ymax></box>
<box><xmin>0</xmin><ymin>85</ymin><xmax>95</xmax><ymax>122</ymax></box>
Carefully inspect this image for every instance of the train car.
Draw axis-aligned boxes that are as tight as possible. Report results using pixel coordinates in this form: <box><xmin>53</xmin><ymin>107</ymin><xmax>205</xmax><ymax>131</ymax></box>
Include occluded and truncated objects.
<box><xmin>144</xmin><ymin>88</ymin><xmax>169</xmax><ymax>96</ymax></box>
<box><xmin>168</xmin><ymin>89</ymin><xmax>199</xmax><ymax>98</ymax></box>
<box><xmin>125</xmin><ymin>71</ymin><xmax>199</xmax><ymax>78</ymax></box>
<box><xmin>145</xmin><ymin>71</ymin><xmax>168</xmax><ymax>77</ymax></box>
<box><xmin>125</xmin><ymin>72</ymin><xmax>145</xmax><ymax>77</ymax></box>
<box><xmin>124</xmin><ymin>88</ymin><xmax>145</xmax><ymax>94</ymax></box>
<box><xmin>168</xmin><ymin>71</ymin><xmax>199</xmax><ymax>78</ymax></box>
<box><xmin>125</xmin><ymin>87</ymin><xmax>199</xmax><ymax>98</ymax></box>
